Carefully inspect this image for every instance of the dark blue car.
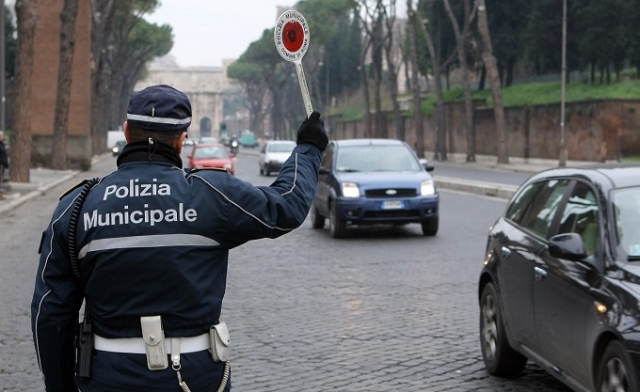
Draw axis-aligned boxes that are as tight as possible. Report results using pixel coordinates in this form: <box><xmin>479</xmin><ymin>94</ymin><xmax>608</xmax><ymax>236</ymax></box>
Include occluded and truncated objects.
<box><xmin>310</xmin><ymin>139</ymin><xmax>439</xmax><ymax>238</ymax></box>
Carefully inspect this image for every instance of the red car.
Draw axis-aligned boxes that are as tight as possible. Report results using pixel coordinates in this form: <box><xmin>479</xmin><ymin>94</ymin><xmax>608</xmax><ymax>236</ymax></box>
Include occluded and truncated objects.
<box><xmin>187</xmin><ymin>143</ymin><xmax>235</xmax><ymax>175</ymax></box>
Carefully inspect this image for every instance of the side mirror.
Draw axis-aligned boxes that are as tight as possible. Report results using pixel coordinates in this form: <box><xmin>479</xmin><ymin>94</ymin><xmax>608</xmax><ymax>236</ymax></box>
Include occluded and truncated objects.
<box><xmin>319</xmin><ymin>167</ymin><xmax>330</xmax><ymax>175</ymax></box>
<box><xmin>419</xmin><ymin>158</ymin><xmax>435</xmax><ymax>172</ymax></box>
<box><xmin>548</xmin><ymin>233</ymin><xmax>587</xmax><ymax>261</ymax></box>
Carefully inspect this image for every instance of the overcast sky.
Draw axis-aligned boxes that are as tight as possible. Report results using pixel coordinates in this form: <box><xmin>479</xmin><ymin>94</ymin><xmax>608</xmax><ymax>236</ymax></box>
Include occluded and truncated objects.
<box><xmin>146</xmin><ymin>1</ymin><xmax>408</xmax><ymax>68</ymax></box>
<box><xmin>146</xmin><ymin>1</ymin><xmax>298</xmax><ymax>67</ymax></box>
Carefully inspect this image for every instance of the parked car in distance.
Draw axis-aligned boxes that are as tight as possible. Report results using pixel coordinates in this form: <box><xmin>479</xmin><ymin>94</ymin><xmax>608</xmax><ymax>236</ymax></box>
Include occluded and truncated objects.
<box><xmin>111</xmin><ymin>140</ymin><xmax>126</xmax><ymax>156</ymax></box>
<box><xmin>310</xmin><ymin>138</ymin><xmax>438</xmax><ymax>238</ymax></box>
<box><xmin>478</xmin><ymin>164</ymin><xmax>640</xmax><ymax>392</ymax></box>
<box><xmin>186</xmin><ymin>143</ymin><xmax>235</xmax><ymax>175</ymax></box>
<box><xmin>259</xmin><ymin>140</ymin><xmax>296</xmax><ymax>176</ymax></box>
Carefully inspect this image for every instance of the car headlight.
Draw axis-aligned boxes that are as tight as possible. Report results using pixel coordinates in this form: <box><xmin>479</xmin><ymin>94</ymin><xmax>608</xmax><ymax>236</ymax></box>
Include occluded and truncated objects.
<box><xmin>342</xmin><ymin>182</ymin><xmax>360</xmax><ymax>198</ymax></box>
<box><xmin>421</xmin><ymin>180</ymin><xmax>435</xmax><ymax>196</ymax></box>
<box><xmin>112</xmin><ymin>147</ymin><xmax>119</xmax><ymax>153</ymax></box>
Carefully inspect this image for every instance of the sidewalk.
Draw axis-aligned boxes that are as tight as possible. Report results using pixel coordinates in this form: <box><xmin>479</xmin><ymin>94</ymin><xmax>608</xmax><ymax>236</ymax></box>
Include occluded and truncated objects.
<box><xmin>0</xmin><ymin>154</ymin><xmax>110</xmax><ymax>216</ymax></box>
<box><xmin>0</xmin><ymin>150</ymin><xmax>595</xmax><ymax>217</ymax></box>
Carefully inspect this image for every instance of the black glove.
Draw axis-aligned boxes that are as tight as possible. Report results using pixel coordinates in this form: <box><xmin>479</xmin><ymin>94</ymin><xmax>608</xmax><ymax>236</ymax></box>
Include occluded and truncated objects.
<box><xmin>296</xmin><ymin>111</ymin><xmax>328</xmax><ymax>152</ymax></box>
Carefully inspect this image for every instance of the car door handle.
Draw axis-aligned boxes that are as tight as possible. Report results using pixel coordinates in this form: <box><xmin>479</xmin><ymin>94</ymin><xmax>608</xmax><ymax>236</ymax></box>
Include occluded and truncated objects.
<box><xmin>501</xmin><ymin>246</ymin><xmax>511</xmax><ymax>259</ymax></box>
<box><xmin>534</xmin><ymin>266</ymin><xmax>547</xmax><ymax>280</ymax></box>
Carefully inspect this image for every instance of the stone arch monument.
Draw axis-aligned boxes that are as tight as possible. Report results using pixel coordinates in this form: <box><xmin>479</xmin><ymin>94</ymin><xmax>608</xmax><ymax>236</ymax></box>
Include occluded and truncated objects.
<box><xmin>135</xmin><ymin>65</ymin><xmax>229</xmax><ymax>140</ymax></box>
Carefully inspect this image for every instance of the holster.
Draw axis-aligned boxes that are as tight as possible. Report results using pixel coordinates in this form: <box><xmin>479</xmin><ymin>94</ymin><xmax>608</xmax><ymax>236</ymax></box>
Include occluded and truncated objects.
<box><xmin>209</xmin><ymin>321</ymin><xmax>230</xmax><ymax>362</ymax></box>
<box><xmin>141</xmin><ymin>316</ymin><xmax>168</xmax><ymax>370</ymax></box>
<box><xmin>76</xmin><ymin>317</ymin><xmax>94</xmax><ymax>378</ymax></box>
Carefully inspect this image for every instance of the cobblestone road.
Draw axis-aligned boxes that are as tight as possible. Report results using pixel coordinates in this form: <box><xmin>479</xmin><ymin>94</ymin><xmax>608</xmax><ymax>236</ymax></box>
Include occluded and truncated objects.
<box><xmin>0</xmin><ymin>154</ymin><xmax>574</xmax><ymax>391</ymax></box>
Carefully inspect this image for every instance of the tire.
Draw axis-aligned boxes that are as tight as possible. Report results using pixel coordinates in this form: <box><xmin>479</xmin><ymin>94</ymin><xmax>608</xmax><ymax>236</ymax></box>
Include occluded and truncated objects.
<box><xmin>329</xmin><ymin>203</ymin><xmax>347</xmax><ymax>238</ymax></box>
<box><xmin>310</xmin><ymin>205</ymin><xmax>325</xmax><ymax>229</ymax></box>
<box><xmin>596</xmin><ymin>340</ymin><xmax>639</xmax><ymax>392</ymax></box>
<box><xmin>259</xmin><ymin>167</ymin><xmax>265</xmax><ymax>176</ymax></box>
<box><xmin>421</xmin><ymin>217</ymin><xmax>439</xmax><ymax>236</ymax></box>
<box><xmin>479</xmin><ymin>282</ymin><xmax>527</xmax><ymax>376</ymax></box>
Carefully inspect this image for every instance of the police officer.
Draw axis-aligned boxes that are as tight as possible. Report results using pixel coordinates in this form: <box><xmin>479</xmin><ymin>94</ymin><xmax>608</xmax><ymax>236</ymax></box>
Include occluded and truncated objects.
<box><xmin>31</xmin><ymin>84</ymin><xmax>328</xmax><ymax>391</ymax></box>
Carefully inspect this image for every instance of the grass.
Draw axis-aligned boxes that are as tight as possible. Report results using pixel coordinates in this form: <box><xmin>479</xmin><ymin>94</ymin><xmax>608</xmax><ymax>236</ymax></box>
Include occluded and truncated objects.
<box><xmin>333</xmin><ymin>78</ymin><xmax>640</xmax><ymax>119</ymax></box>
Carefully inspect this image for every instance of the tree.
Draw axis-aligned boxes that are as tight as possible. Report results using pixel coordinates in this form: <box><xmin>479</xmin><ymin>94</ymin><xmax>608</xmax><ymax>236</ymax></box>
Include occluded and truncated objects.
<box><xmin>407</xmin><ymin>0</ymin><xmax>424</xmax><ymax>158</ymax></box>
<box><xmin>476</xmin><ymin>0</ymin><xmax>508</xmax><ymax>164</ymax></box>
<box><xmin>443</xmin><ymin>0</ymin><xmax>477</xmax><ymax>162</ymax></box>
<box><xmin>51</xmin><ymin>0</ymin><xmax>79</xmax><ymax>170</ymax></box>
<box><xmin>226</xmin><ymin>60</ymin><xmax>270</xmax><ymax>138</ymax></box>
<box><xmin>415</xmin><ymin>2</ymin><xmax>448</xmax><ymax>161</ymax></box>
<box><xmin>10</xmin><ymin>0</ymin><xmax>38</xmax><ymax>183</ymax></box>
<box><xmin>381</xmin><ymin>0</ymin><xmax>406</xmax><ymax>141</ymax></box>
<box><xmin>89</xmin><ymin>0</ymin><xmax>166</xmax><ymax>154</ymax></box>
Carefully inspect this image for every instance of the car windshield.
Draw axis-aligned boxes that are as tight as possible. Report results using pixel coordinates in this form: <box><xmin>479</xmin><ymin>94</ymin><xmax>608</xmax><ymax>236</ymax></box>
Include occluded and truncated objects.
<box><xmin>267</xmin><ymin>143</ymin><xmax>295</xmax><ymax>153</ymax></box>
<box><xmin>194</xmin><ymin>146</ymin><xmax>228</xmax><ymax>159</ymax></box>
<box><xmin>335</xmin><ymin>145</ymin><xmax>421</xmax><ymax>173</ymax></box>
<box><xmin>611</xmin><ymin>187</ymin><xmax>640</xmax><ymax>259</ymax></box>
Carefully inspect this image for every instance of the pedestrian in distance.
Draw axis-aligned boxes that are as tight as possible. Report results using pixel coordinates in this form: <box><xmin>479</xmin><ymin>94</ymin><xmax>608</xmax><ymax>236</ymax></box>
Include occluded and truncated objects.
<box><xmin>31</xmin><ymin>84</ymin><xmax>328</xmax><ymax>391</ymax></box>
<box><xmin>0</xmin><ymin>130</ymin><xmax>8</xmax><ymax>198</ymax></box>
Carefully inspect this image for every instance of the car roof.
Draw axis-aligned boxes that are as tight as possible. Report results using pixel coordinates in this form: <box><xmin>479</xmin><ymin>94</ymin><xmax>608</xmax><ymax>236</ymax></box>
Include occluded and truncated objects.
<box><xmin>267</xmin><ymin>140</ymin><xmax>295</xmax><ymax>144</ymax></box>
<box><xmin>194</xmin><ymin>142</ymin><xmax>225</xmax><ymax>148</ymax></box>
<box><xmin>333</xmin><ymin>138</ymin><xmax>406</xmax><ymax>147</ymax></box>
<box><xmin>528</xmin><ymin>163</ymin><xmax>640</xmax><ymax>190</ymax></box>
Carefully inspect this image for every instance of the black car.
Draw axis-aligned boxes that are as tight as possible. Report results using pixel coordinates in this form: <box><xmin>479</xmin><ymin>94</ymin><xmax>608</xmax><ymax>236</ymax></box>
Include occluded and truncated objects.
<box><xmin>478</xmin><ymin>164</ymin><xmax>640</xmax><ymax>392</ymax></box>
<box><xmin>310</xmin><ymin>139</ymin><xmax>438</xmax><ymax>238</ymax></box>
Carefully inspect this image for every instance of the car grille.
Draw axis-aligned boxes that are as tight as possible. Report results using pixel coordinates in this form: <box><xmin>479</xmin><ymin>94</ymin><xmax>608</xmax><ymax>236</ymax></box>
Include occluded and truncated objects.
<box><xmin>365</xmin><ymin>188</ymin><xmax>417</xmax><ymax>198</ymax></box>
<box><xmin>363</xmin><ymin>210</ymin><xmax>420</xmax><ymax>219</ymax></box>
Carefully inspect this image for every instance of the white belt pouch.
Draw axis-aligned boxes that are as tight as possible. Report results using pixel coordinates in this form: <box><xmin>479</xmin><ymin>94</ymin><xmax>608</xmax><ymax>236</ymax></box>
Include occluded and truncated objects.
<box><xmin>209</xmin><ymin>321</ymin><xmax>230</xmax><ymax>362</ymax></box>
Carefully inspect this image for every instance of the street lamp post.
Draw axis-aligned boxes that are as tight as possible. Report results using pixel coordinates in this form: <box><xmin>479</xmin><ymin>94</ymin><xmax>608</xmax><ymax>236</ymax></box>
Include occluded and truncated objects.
<box><xmin>559</xmin><ymin>0</ymin><xmax>568</xmax><ymax>167</ymax></box>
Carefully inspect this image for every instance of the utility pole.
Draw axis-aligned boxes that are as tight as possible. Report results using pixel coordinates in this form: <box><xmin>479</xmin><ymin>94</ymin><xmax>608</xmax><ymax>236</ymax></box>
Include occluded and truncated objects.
<box><xmin>559</xmin><ymin>0</ymin><xmax>567</xmax><ymax>167</ymax></box>
<box><xmin>1</xmin><ymin>0</ymin><xmax>5</xmax><ymax>134</ymax></box>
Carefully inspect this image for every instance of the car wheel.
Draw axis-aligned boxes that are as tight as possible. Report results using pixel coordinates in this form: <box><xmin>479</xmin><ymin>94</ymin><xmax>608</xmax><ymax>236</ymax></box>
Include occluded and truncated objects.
<box><xmin>310</xmin><ymin>205</ymin><xmax>325</xmax><ymax>229</ymax></box>
<box><xmin>259</xmin><ymin>166</ymin><xmax>265</xmax><ymax>176</ymax></box>
<box><xmin>421</xmin><ymin>217</ymin><xmax>439</xmax><ymax>236</ymax></box>
<box><xmin>480</xmin><ymin>282</ymin><xmax>527</xmax><ymax>376</ymax></box>
<box><xmin>329</xmin><ymin>203</ymin><xmax>347</xmax><ymax>238</ymax></box>
<box><xmin>596</xmin><ymin>340</ymin><xmax>639</xmax><ymax>392</ymax></box>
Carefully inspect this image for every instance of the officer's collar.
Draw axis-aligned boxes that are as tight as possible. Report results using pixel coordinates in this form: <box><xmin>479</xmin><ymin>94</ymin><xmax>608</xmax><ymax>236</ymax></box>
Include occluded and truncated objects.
<box><xmin>116</xmin><ymin>140</ymin><xmax>183</xmax><ymax>169</ymax></box>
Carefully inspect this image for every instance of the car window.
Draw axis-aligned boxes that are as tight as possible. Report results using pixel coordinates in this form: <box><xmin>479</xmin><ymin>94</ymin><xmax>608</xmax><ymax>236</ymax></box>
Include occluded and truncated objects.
<box><xmin>520</xmin><ymin>179</ymin><xmax>571</xmax><ymax>238</ymax></box>
<box><xmin>194</xmin><ymin>146</ymin><xmax>228</xmax><ymax>159</ymax></box>
<box><xmin>505</xmin><ymin>181</ymin><xmax>544</xmax><ymax>223</ymax></box>
<box><xmin>336</xmin><ymin>145</ymin><xmax>421</xmax><ymax>172</ymax></box>
<box><xmin>557</xmin><ymin>181</ymin><xmax>600</xmax><ymax>257</ymax></box>
<box><xmin>612</xmin><ymin>187</ymin><xmax>640</xmax><ymax>258</ymax></box>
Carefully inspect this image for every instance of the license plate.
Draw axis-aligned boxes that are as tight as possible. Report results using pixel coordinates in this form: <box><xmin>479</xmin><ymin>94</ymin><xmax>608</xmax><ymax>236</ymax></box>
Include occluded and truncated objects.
<box><xmin>382</xmin><ymin>200</ymin><xmax>404</xmax><ymax>210</ymax></box>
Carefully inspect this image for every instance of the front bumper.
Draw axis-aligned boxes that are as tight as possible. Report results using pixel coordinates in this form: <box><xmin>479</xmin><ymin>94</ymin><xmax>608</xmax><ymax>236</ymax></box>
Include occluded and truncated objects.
<box><xmin>334</xmin><ymin>195</ymin><xmax>439</xmax><ymax>225</ymax></box>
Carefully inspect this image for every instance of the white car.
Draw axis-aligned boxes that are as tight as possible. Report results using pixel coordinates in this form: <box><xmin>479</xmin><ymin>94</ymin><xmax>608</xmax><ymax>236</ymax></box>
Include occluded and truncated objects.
<box><xmin>259</xmin><ymin>140</ymin><xmax>296</xmax><ymax>176</ymax></box>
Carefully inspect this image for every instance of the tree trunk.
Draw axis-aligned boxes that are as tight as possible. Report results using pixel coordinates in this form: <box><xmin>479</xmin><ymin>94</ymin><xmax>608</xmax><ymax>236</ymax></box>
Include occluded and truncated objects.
<box><xmin>51</xmin><ymin>0</ymin><xmax>79</xmax><ymax>169</ymax></box>
<box><xmin>407</xmin><ymin>0</ymin><xmax>424</xmax><ymax>158</ymax></box>
<box><xmin>11</xmin><ymin>0</ymin><xmax>38</xmax><ymax>182</ymax></box>
<box><xmin>417</xmin><ymin>8</ymin><xmax>447</xmax><ymax>161</ymax></box>
<box><xmin>91</xmin><ymin>0</ymin><xmax>116</xmax><ymax>154</ymax></box>
<box><xmin>443</xmin><ymin>0</ymin><xmax>476</xmax><ymax>162</ymax></box>
<box><xmin>477</xmin><ymin>0</ymin><xmax>509</xmax><ymax>164</ymax></box>
<box><xmin>382</xmin><ymin>1</ymin><xmax>404</xmax><ymax>141</ymax></box>
<box><xmin>360</xmin><ymin>39</ymin><xmax>372</xmax><ymax>138</ymax></box>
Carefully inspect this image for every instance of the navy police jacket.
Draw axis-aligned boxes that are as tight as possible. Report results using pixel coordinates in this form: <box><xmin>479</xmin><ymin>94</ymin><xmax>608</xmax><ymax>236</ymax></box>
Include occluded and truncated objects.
<box><xmin>31</xmin><ymin>140</ymin><xmax>321</xmax><ymax>391</ymax></box>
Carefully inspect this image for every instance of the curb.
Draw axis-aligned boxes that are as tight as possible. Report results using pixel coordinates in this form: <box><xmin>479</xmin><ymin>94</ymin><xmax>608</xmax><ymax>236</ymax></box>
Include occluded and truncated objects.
<box><xmin>435</xmin><ymin>176</ymin><xmax>518</xmax><ymax>200</ymax></box>
<box><xmin>0</xmin><ymin>153</ymin><xmax>110</xmax><ymax>217</ymax></box>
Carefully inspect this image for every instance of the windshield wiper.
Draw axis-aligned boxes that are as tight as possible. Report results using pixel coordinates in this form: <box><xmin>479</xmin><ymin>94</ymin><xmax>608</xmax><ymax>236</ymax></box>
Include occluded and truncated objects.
<box><xmin>338</xmin><ymin>168</ymin><xmax>361</xmax><ymax>172</ymax></box>
<box><xmin>627</xmin><ymin>256</ymin><xmax>640</xmax><ymax>261</ymax></box>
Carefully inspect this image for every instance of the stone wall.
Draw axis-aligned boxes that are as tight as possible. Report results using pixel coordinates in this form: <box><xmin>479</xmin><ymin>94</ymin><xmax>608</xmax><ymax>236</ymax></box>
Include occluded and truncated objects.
<box><xmin>329</xmin><ymin>99</ymin><xmax>640</xmax><ymax>161</ymax></box>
